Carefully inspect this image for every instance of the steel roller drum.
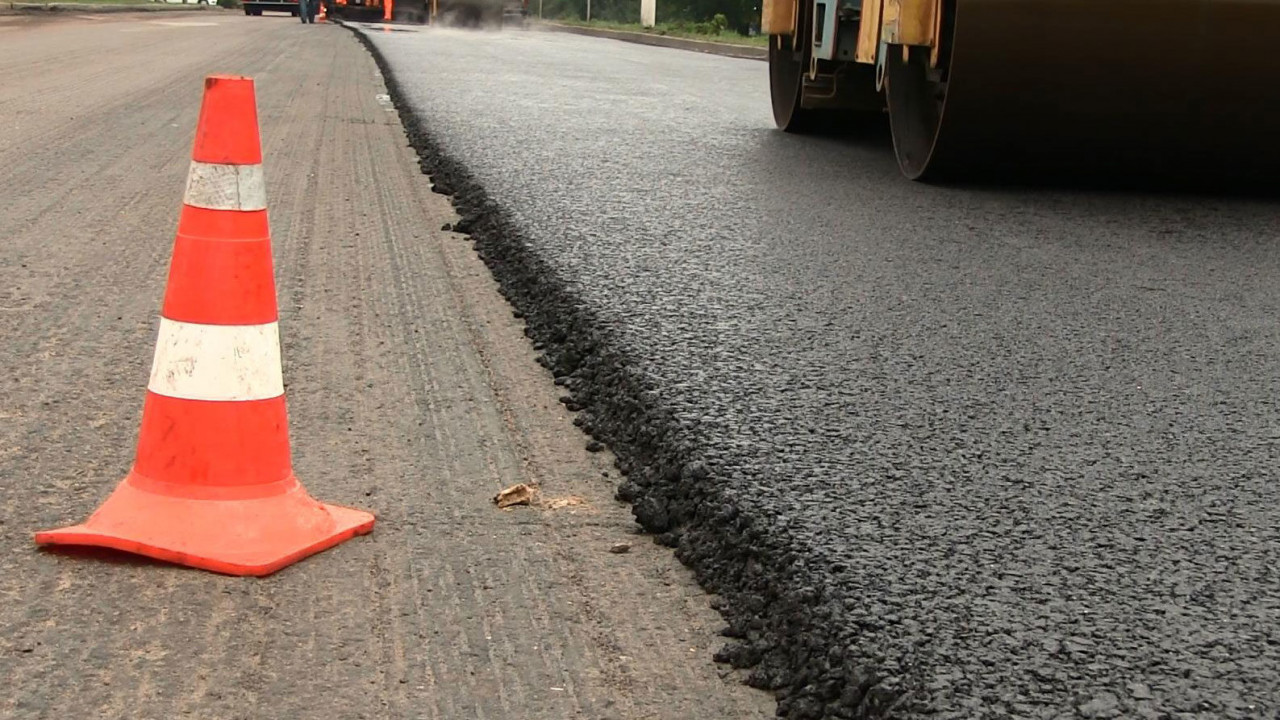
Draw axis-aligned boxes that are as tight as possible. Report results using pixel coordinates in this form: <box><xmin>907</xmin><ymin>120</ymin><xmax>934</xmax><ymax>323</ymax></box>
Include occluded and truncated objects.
<box><xmin>886</xmin><ymin>0</ymin><xmax>1280</xmax><ymax>185</ymax></box>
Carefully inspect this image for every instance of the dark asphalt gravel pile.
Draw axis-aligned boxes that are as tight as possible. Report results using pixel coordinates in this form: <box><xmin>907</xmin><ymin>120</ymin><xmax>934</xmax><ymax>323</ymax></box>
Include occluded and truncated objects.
<box><xmin>351</xmin><ymin>24</ymin><xmax>1280</xmax><ymax>719</ymax></box>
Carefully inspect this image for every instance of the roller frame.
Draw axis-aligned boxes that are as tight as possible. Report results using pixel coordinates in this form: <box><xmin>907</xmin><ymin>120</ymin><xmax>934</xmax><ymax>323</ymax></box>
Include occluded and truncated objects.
<box><xmin>766</xmin><ymin>0</ymin><xmax>939</xmax><ymax>113</ymax></box>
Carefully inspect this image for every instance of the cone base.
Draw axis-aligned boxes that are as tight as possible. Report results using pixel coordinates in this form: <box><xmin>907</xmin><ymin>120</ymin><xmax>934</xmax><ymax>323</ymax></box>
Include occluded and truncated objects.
<box><xmin>35</xmin><ymin>473</ymin><xmax>374</xmax><ymax>577</ymax></box>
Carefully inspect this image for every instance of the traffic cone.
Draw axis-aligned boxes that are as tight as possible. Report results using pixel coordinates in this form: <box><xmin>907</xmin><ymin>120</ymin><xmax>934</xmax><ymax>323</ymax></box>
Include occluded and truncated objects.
<box><xmin>34</xmin><ymin>75</ymin><xmax>375</xmax><ymax>577</ymax></box>
<box><xmin>317</xmin><ymin>1</ymin><xmax>326</xmax><ymax>21</ymax></box>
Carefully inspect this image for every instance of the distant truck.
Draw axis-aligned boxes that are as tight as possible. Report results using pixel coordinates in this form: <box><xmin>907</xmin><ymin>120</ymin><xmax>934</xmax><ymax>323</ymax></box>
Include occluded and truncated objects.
<box><xmin>269</xmin><ymin>0</ymin><xmax>526</xmax><ymax>24</ymax></box>
<box><xmin>242</xmin><ymin>0</ymin><xmax>300</xmax><ymax>15</ymax></box>
<box><xmin>323</xmin><ymin>0</ymin><xmax>391</xmax><ymax>20</ymax></box>
<box><xmin>502</xmin><ymin>0</ymin><xmax>530</xmax><ymax>24</ymax></box>
<box><xmin>434</xmin><ymin>0</ymin><xmax>527</xmax><ymax>25</ymax></box>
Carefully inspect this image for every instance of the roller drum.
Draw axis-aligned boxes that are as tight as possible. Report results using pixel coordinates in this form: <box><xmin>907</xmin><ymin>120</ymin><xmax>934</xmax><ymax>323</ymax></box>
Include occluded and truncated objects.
<box><xmin>887</xmin><ymin>0</ymin><xmax>1280</xmax><ymax>185</ymax></box>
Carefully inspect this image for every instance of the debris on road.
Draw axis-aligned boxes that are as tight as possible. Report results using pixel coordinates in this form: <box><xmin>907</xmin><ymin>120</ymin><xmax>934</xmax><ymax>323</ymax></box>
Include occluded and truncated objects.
<box><xmin>494</xmin><ymin>485</ymin><xmax>591</xmax><ymax>511</ymax></box>
<box><xmin>543</xmin><ymin>495</ymin><xmax>587</xmax><ymax>510</ymax></box>
<box><xmin>494</xmin><ymin>482</ymin><xmax>536</xmax><ymax>508</ymax></box>
<box><xmin>608</xmin><ymin>542</ymin><xmax>631</xmax><ymax>554</ymax></box>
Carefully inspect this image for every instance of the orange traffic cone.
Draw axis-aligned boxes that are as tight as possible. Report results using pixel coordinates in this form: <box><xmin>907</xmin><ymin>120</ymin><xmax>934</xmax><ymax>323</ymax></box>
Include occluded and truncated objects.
<box><xmin>317</xmin><ymin>1</ymin><xmax>326</xmax><ymax>21</ymax></box>
<box><xmin>34</xmin><ymin>76</ymin><xmax>375</xmax><ymax>577</ymax></box>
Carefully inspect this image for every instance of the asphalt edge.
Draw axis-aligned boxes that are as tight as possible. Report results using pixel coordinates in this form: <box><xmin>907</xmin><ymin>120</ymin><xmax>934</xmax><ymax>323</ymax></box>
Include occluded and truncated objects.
<box><xmin>338</xmin><ymin>21</ymin><xmax>924</xmax><ymax>720</ymax></box>
<box><xmin>530</xmin><ymin>20</ymin><xmax>767</xmax><ymax>61</ymax></box>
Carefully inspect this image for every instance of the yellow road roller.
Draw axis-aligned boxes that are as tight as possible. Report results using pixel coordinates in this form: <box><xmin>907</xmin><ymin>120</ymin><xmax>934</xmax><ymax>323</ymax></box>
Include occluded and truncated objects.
<box><xmin>765</xmin><ymin>0</ymin><xmax>1280</xmax><ymax>183</ymax></box>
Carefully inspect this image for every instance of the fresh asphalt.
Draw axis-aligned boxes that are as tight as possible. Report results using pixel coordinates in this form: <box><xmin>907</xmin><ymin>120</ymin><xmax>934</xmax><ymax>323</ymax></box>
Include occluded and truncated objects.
<box><xmin>357</xmin><ymin>23</ymin><xmax>1280</xmax><ymax>719</ymax></box>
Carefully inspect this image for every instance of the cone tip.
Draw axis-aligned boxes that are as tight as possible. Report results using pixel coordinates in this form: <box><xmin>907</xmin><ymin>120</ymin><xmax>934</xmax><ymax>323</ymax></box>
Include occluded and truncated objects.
<box><xmin>193</xmin><ymin>74</ymin><xmax>262</xmax><ymax>166</ymax></box>
<box><xmin>205</xmin><ymin>74</ymin><xmax>254</xmax><ymax>89</ymax></box>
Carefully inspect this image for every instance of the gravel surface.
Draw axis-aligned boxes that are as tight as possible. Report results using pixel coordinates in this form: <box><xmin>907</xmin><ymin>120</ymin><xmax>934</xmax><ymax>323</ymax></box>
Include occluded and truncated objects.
<box><xmin>357</xmin><ymin>24</ymin><xmax>1280</xmax><ymax>719</ymax></box>
<box><xmin>0</xmin><ymin>16</ymin><xmax>772</xmax><ymax>719</ymax></box>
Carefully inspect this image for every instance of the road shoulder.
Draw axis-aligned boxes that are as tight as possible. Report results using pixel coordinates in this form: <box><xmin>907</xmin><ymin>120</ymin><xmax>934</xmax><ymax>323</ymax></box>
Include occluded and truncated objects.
<box><xmin>0</xmin><ymin>16</ymin><xmax>773</xmax><ymax>719</ymax></box>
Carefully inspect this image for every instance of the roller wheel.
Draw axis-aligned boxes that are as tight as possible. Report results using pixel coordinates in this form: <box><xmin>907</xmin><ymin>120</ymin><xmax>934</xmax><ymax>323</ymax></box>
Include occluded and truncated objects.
<box><xmin>885</xmin><ymin>47</ymin><xmax>946</xmax><ymax>179</ymax></box>
<box><xmin>770</xmin><ymin>33</ymin><xmax>820</xmax><ymax>131</ymax></box>
<box><xmin>769</xmin><ymin>0</ymin><xmax>837</xmax><ymax>135</ymax></box>
<box><xmin>884</xmin><ymin>4</ymin><xmax>955</xmax><ymax>180</ymax></box>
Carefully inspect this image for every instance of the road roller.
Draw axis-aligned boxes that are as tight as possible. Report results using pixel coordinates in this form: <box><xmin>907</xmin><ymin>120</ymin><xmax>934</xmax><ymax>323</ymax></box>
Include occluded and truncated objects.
<box><xmin>766</xmin><ymin>0</ymin><xmax>1280</xmax><ymax>183</ymax></box>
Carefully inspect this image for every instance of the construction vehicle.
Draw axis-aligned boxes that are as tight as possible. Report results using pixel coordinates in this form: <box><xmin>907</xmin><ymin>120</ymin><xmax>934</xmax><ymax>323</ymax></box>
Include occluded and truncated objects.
<box><xmin>320</xmin><ymin>0</ymin><xmax>521</xmax><ymax>24</ymax></box>
<box><xmin>434</xmin><ymin>0</ymin><xmax>526</xmax><ymax>25</ymax></box>
<box><xmin>765</xmin><ymin>0</ymin><xmax>1280</xmax><ymax>182</ymax></box>
<box><xmin>324</xmin><ymin>0</ymin><xmax>394</xmax><ymax>21</ymax></box>
<box><xmin>242</xmin><ymin>0</ymin><xmax>299</xmax><ymax>15</ymax></box>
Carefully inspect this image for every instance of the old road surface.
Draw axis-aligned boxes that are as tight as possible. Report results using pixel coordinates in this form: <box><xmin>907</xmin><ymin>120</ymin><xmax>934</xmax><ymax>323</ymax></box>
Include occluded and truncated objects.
<box><xmin>356</xmin><ymin>22</ymin><xmax>1280</xmax><ymax>720</ymax></box>
<box><xmin>0</xmin><ymin>13</ymin><xmax>776</xmax><ymax>720</ymax></box>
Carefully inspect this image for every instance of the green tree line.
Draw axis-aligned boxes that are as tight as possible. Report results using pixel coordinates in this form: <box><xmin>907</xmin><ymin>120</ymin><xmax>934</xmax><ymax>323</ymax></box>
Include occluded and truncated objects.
<box><xmin>539</xmin><ymin>0</ymin><xmax>761</xmax><ymax>34</ymax></box>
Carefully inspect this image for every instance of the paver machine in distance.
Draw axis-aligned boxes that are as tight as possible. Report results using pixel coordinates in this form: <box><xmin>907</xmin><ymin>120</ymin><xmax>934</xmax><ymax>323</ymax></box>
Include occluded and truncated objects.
<box><xmin>764</xmin><ymin>0</ymin><xmax>1280</xmax><ymax>183</ymax></box>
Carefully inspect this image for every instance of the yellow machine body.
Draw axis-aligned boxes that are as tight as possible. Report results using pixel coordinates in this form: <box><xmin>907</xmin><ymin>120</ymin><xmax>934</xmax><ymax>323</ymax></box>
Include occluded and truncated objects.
<box><xmin>761</xmin><ymin>0</ymin><xmax>797</xmax><ymax>36</ymax></box>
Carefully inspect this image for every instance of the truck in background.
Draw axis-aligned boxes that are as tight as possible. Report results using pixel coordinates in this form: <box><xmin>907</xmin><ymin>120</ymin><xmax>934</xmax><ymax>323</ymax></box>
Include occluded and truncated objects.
<box><xmin>242</xmin><ymin>0</ymin><xmax>300</xmax><ymax>15</ymax></box>
<box><xmin>318</xmin><ymin>0</ymin><xmax>525</xmax><ymax>25</ymax></box>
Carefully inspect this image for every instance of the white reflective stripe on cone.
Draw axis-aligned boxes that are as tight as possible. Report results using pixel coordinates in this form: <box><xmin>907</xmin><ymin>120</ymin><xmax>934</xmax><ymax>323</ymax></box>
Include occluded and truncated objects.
<box><xmin>148</xmin><ymin>318</ymin><xmax>284</xmax><ymax>402</ymax></box>
<box><xmin>183</xmin><ymin>161</ymin><xmax>267</xmax><ymax>212</ymax></box>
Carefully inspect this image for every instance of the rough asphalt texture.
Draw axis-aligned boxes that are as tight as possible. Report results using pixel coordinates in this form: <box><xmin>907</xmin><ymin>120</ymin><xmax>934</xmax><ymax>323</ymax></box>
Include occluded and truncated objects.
<box><xmin>357</xmin><ymin>24</ymin><xmax>1280</xmax><ymax>719</ymax></box>
<box><xmin>0</xmin><ymin>15</ymin><xmax>774</xmax><ymax>719</ymax></box>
